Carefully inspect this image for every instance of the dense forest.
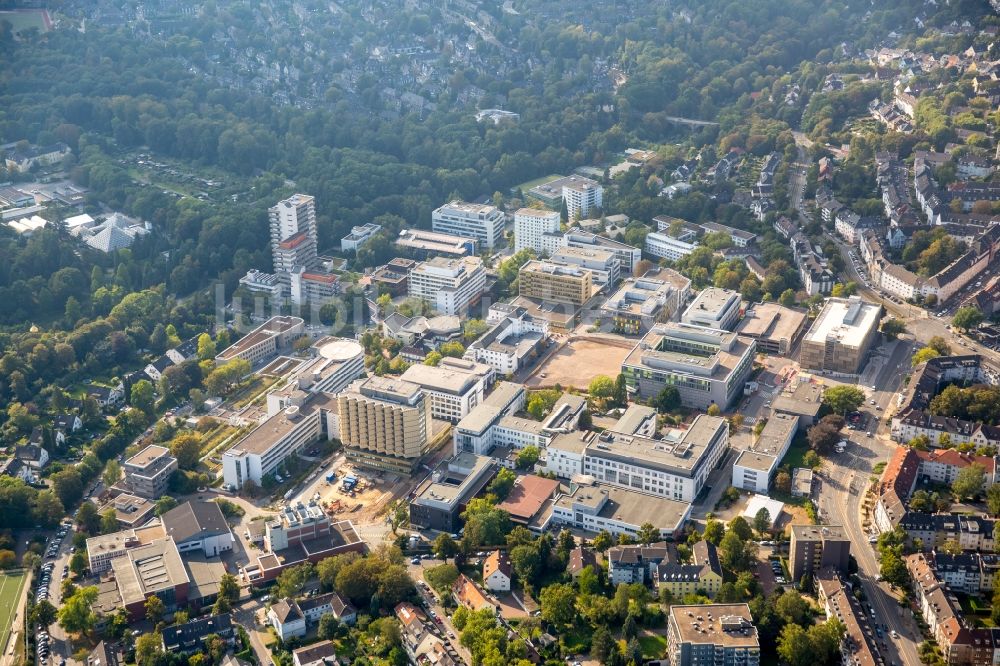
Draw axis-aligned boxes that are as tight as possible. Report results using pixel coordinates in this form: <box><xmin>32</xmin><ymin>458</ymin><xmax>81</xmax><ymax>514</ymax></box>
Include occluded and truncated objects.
<box><xmin>0</xmin><ymin>0</ymin><xmax>992</xmax><ymax>444</ymax></box>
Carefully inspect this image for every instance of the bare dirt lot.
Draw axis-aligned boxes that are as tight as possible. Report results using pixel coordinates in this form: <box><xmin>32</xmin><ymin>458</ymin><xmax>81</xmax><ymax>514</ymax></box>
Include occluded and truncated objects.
<box><xmin>526</xmin><ymin>336</ymin><xmax>634</xmax><ymax>390</ymax></box>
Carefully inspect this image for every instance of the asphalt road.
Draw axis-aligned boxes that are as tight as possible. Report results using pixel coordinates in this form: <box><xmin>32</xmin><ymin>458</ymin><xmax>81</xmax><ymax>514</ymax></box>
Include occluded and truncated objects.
<box><xmin>816</xmin><ymin>343</ymin><xmax>921</xmax><ymax>666</ymax></box>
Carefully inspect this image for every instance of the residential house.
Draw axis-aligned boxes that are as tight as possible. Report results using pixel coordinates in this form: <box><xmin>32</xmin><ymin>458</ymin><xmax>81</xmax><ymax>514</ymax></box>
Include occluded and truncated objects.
<box><xmin>269</xmin><ymin>599</ymin><xmax>307</xmax><ymax>640</ymax></box>
<box><xmin>299</xmin><ymin>592</ymin><xmax>356</xmax><ymax>626</ymax></box>
<box><xmin>608</xmin><ymin>542</ymin><xmax>669</xmax><ymax>585</ymax></box>
<box><xmin>292</xmin><ymin>641</ymin><xmax>338</xmax><ymax>666</ymax></box>
<box><xmin>161</xmin><ymin>614</ymin><xmax>235</xmax><ymax>654</ymax></box>
<box><xmin>452</xmin><ymin>574</ymin><xmax>497</xmax><ymax>614</ymax></box>
<box><xmin>567</xmin><ymin>547</ymin><xmax>599</xmax><ymax>579</ymax></box>
<box><xmin>483</xmin><ymin>551</ymin><xmax>512</xmax><ymax>592</ymax></box>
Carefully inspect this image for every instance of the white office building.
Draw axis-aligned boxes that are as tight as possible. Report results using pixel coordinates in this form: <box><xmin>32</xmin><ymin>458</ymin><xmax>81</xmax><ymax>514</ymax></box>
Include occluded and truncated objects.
<box><xmin>514</xmin><ymin>208</ymin><xmax>561</xmax><ymax>254</ymax></box>
<box><xmin>562</xmin><ymin>176</ymin><xmax>604</xmax><ymax>220</ymax></box>
<box><xmin>551</xmin><ymin>246</ymin><xmax>621</xmax><ymax>288</ymax></box>
<box><xmin>464</xmin><ymin>304</ymin><xmax>549</xmax><ymax>375</ymax></box>
<box><xmin>408</xmin><ymin>256</ymin><xmax>487</xmax><ymax>315</ymax></box>
<box><xmin>681</xmin><ymin>288</ymin><xmax>742</xmax><ymax>331</ymax></box>
<box><xmin>432</xmin><ymin>200</ymin><xmax>506</xmax><ymax>249</ymax></box>
<box><xmin>399</xmin><ymin>358</ymin><xmax>494</xmax><ymax>423</ymax></box>
<box><xmin>645</xmin><ymin>231</ymin><xmax>698</xmax><ymax>261</ymax></box>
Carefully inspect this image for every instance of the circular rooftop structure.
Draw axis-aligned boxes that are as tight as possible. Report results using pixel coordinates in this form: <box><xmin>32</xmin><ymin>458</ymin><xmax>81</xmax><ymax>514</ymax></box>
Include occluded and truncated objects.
<box><xmin>317</xmin><ymin>338</ymin><xmax>365</xmax><ymax>362</ymax></box>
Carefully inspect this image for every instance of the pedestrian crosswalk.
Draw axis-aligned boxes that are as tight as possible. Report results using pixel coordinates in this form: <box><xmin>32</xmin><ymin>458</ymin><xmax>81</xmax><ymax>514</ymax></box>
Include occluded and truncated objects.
<box><xmin>743</xmin><ymin>416</ymin><xmax>757</xmax><ymax>426</ymax></box>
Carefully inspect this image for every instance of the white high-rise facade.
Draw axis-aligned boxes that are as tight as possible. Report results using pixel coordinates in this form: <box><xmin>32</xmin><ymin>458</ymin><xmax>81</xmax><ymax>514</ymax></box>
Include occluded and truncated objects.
<box><xmin>266</xmin><ymin>194</ymin><xmax>323</xmax><ymax>303</ymax></box>
<box><xmin>514</xmin><ymin>208</ymin><xmax>561</xmax><ymax>254</ymax></box>
<box><xmin>432</xmin><ymin>201</ymin><xmax>506</xmax><ymax>249</ymax></box>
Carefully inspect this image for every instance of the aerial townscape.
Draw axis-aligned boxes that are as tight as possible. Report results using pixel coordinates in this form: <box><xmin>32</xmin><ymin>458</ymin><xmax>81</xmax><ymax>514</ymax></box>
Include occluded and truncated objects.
<box><xmin>5</xmin><ymin>2</ymin><xmax>1000</xmax><ymax>666</ymax></box>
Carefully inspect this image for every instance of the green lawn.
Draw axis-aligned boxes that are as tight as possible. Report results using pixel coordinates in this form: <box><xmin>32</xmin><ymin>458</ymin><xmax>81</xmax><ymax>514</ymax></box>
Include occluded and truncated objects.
<box><xmin>0</xmin><ymin>10</ymin><xmax>49</xmax><ymax>33</ymax></box>
<box><xmin>780</xmin><ymin>435</ymin><xmax>811</xmax><ymax>471</ymax></box>
<box><xmin>514</xmin><ymin>174</ymin><xmax>563</xmax><ymax>194</ymax></box>
<box><xmin>637</xmin><ymin>634</ymin><xmax>668</xmax><ymax>658</ymax></box>
<box><xmin>0</xmin><ymin>571</ymin><xmax>27</xmax><ymax>654</ymax></box>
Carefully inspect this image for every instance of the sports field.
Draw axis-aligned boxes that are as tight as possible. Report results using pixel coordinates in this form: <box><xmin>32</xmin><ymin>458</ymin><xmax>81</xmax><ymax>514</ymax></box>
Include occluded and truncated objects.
<box><xmin>0</xmin><ymin>571</ymin><xmax>27</xmax><ymax>655</ymax></box>
<box><xmin>0</xmin><ymin>10</ymin><xmax>51</xmax><ymax>33</ymax></box>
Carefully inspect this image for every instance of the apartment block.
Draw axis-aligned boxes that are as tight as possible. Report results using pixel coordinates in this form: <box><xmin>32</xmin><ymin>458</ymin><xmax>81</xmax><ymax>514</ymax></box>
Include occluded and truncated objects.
<box><xmin>681</xmin><ymin>288</ymin><xmax>742</xmax><ymax>331</ymax></box>
<box><xmin>667</xmin><ymin>604</ymin><xmax>760</xmax><ymax>666</ymax></box>
<box><xmin>518</xmin><ymin>260</ymin><xmax>593</xmax><ymax>306</ymax></box>
<box><xmin>799</xmin><ymin>297</ymin><xmax>881</xmax><ymax>375</ymax></box>
<box><xmin>432</xmin><ymin>200</ymin><xmax>506</xmax><ymax>249</ymax></box>
<box><xmin>123</xmin><ymin>445</ymin><xmax>178</xmax><ymax>500</ymax></box>
<box><xmin>528</xmin><ymin>175</ymin><xmax>603</xmax><ymax>220</ymax></box>
<box><xmin>269</xmin><ymin>194</ymin><xmax>318</xmax><ymax>274</ymax></box>
<box><xmin>622</xmin><ymin>322</ymin><xmax>757</xmax><ymax>410</ymax></box>
<box><xmin>788</xmin><ymin>525</ymin><xmax>851</xmax><ymax>582</ymax></box>
<box><xmin>408</xmin><ymin>256</ymin><xmax>487</xmax><ymax>316</ymax></box>
<box><xmin>338</xmin><ymin>377</ymin><xmax>432</xmax><ymax>474</ymax></box>
<box><xmin>514</xmin><ymin>208</ymin><xmax>561</xmax><ymax>254</ymax></box>
<box><xmin>289</xmin><ymin>268</ymin><xmax>340</xmax><ymax>305</ymax></box>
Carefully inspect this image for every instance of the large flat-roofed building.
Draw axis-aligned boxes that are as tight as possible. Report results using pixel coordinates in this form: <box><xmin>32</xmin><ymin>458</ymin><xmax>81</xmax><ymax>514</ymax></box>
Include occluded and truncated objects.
<box><xmin>528</xmin><ymin>176</ymin><xmax>603</xmax><ymax>221</ymax></box>
<box><xmin>771</xmin><ymin>378</ymin><xmax>825</xmax><ymax>430</ymax></box>
<box><xmin>681</xmin><ymin>288</ymin><xmax>742</xmax><ymax>331</ymax></box>
<box><xmin>518</xmin><ymin>260</ymin><xmax>593</xmax><ymax>306</ymax></box>
<box><xmin>265</xmin><ymin>338</ymin><xmax>366</xmax><ymax>416</ymax></box>
<box><xmin>622</xmin><ymin>323</ymin><xmax>757</xmax><ymax>410</ymax></box>
<box><xmin>87</xmin><ymin>523</ymin><xmax>167</xmax><ymax>574</ymax></box>
<box><xmin>408</xmin><ymin>256</ymin><xmax>486</xmax><ymax>316</ymax></box>
<box><xmin>161</xmin><ymin>501</ymin><xmax>233</xmax><ymax>557</ymax></box>
<box><xmin>409</xmin><ymin>453</ymin><xmax>499</xmax><ymax>531</ymax></box>
<box><xmin>731</xmin><ymin>413</ymin><xmax>799</xmax><ymax>493</ymax></box>
<box><xmin>644</xmin><ymin>231</ymin><xmax>697</xmax><ymax>261</ymax></box>
<box><xmin>601</xmin><ymin>271</ymin><xmax>691</xmax><ymax>335</ymax></box>
<box><xmin>464</xmin><ymin>306</ymin><xmax>549</xmax><ymax>375</ymax></box>
<box><xmin>800</xmin><ymin>297</ymin><xmax>882</xmax><ymax>375</ymax></box>
<box><xmin>123</xmin><ymin>445</ymin><xmax>178</xmax><ymax>500</ymax></box>
<box><xmin>108</xmin><ymin>537</ymin><xmax>229</xmax><ymax>621</ymax></box>
<box><xmin>289</xmin><ymin>268</ymin><xmax>340</xmax><ymax>305</ymax></box>
<box><xmin>431</xmin><ymin>200</ymin><xmax>506</xmax><ymax>249</ymax></box>
<box><xmin>547</xmin><ymin>481</ymin><xmax>692</xmax><ymax>540</ymax></box>
<box><xmin>400</xmin><ymin>358</ymin><xmax>494</xmax><ymax>422</ymax></box>
<box><xmin>223</xmin><ymin>392</ymin><xmax>336</xmax><ymax>490</ymax></box>
<box><xmin>216</xmin><ymin>316</ymin><xmax>305</xmax><ymax>366</ymax></box>
<box><xmin>563</xmin><ymin>230</ymin><xmax>642</xmax><ymax>274</ymax></box>
<box><xmin>734</xmin><ymin>303</ymin><xmax>808</xmax><ymax>356</ymax></box>
<box><xmin>246</xmin><ymin>506</ymin><xmax>363</xmax><ymax>583</ymax></box>
<box><xmin>111</xmin><ymin>494</ymin><xmax>156</xmax><ymax>529</ymax></box>
<box><xmin>370</xmin><ymin>258</ymin><xmax>417</xmax><ymax>296</ymax></box>
<box><xmin>395</xmin><ymin>229</ymin><xmax>477</xmax><ymax>258</ymax></box>
<box><xmin>514</xmin><ymin>208</ymin><xmax>561</xmax><ymax>254</ymax></box>
<box><xmin>581</xmin><ymin>415</ymin><xmax>729</xmax><ymax>502</ymax></box>
<box><xmin>337</xmin><ymin>377</ymin><xmax>432</xmax><ymax>474</ymax></box>
<box><xmin>550</xmin><ymin>246</ymin><xmax>620</xmax><ymax>288</ymax></box>
<box><xmin>667</xmin><ymin>604</ymin><xmax>760</xmax><ymax>666</ymax></box>
<box><xmin>789</xmin><ymin>524</ymin><xmax>851</xmax><ymax>582</ymax></box>
<box><xmin>453</xmin><ymin>382</ymin><xmax>527</xmax><ymax>456</ymax></box>
<box><xmin>340</xmin><ymin>223</ymin><xmax>381</xmax><ymax>253</ymax></box>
